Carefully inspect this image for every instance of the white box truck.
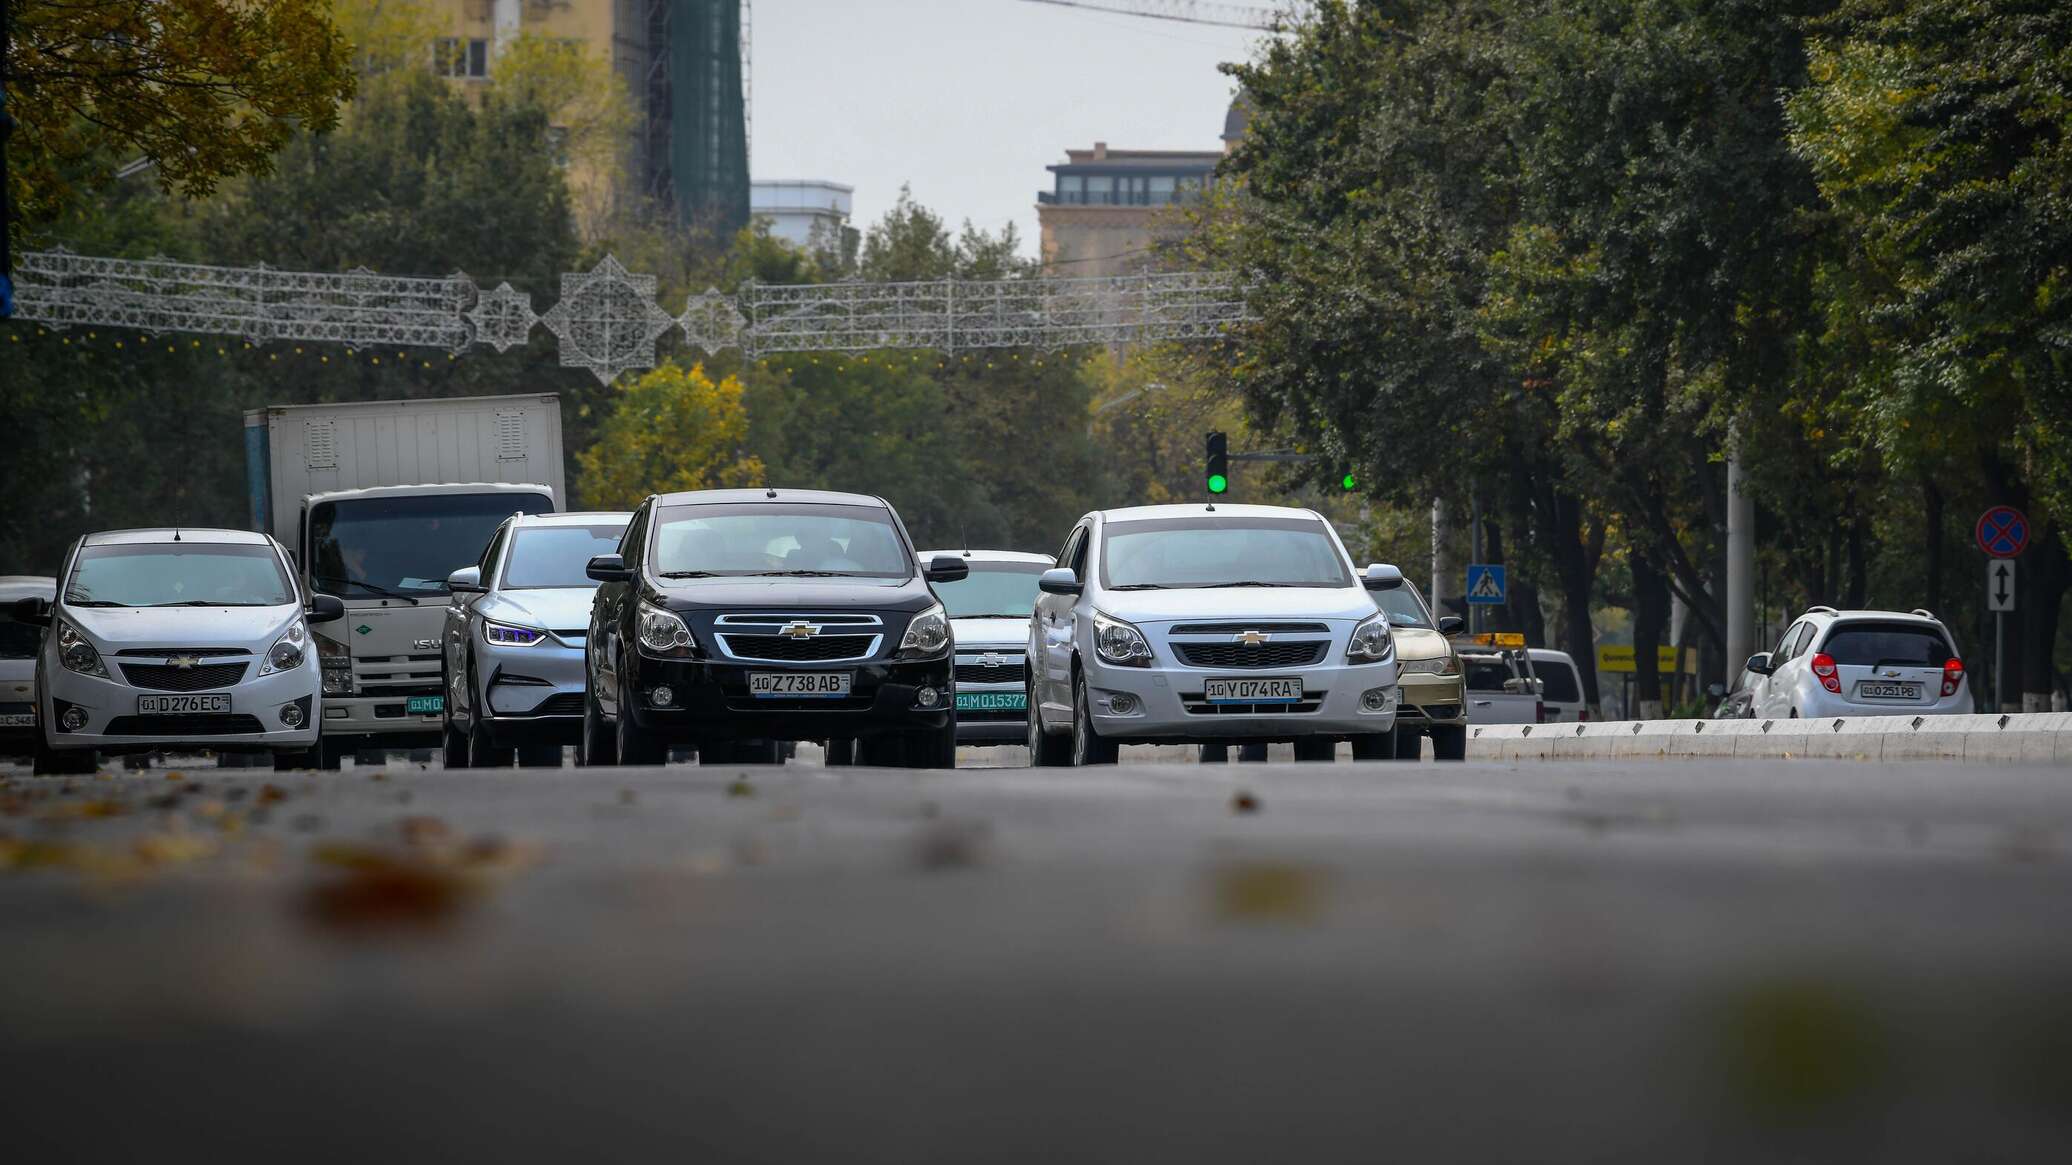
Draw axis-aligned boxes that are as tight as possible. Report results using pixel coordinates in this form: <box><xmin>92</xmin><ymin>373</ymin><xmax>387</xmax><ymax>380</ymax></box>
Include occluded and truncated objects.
<box><xmin>244</xmin><ymin>394</ymin><xmax>565</xmax><ymax>767</ymax></box>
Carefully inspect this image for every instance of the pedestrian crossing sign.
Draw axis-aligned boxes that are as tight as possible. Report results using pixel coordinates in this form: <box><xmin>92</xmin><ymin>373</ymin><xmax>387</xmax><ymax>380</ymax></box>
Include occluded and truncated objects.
<box><xmin>1466</xmin><ymin>564</ymin><xmax>1507</xmax><ymax>605</ymax></box>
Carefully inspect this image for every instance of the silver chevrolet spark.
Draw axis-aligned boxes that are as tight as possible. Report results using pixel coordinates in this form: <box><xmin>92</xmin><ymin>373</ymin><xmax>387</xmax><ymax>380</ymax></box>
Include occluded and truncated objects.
<box><xmin>439</xmin><ymin>511</ymin><xmax>631</xmax><ymax>767</ymax></box>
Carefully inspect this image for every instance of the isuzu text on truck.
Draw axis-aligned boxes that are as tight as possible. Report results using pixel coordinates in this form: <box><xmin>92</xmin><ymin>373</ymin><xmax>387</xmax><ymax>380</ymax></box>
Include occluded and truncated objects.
<box><xmin>245</xmin><ymin>394</ymin><xmax>564</xmax><ymax>767</ymax></box>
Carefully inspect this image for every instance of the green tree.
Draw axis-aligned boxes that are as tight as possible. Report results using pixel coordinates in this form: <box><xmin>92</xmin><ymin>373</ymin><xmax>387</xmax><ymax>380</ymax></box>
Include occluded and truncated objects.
<box><xmin>577</xmin><ymin>362</ymin><xmax>765</xmax><ymax>509</ymax></box>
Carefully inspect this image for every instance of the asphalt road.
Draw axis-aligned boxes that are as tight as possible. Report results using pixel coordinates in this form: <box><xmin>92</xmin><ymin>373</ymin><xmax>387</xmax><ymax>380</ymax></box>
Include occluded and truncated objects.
<box><xmin>4</xmin><ymin>749</ymin><xmax>2071</xmax><ymax>1162</ymax></box>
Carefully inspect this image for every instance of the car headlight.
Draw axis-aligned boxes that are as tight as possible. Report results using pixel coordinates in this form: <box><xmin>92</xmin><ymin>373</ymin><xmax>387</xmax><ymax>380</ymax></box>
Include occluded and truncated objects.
<box><xmin>899</xmin><ymin>602</ymin><xmax>951</xmax><ymax>657</ymax></box>
<box><xmin>1346</xmin><ymin>614</ymin><xmax>1395</xmax><ymax>664</ymax></box>
<box><xmin>317</xmin><ymin>632</ymin><xmax>355</xmax><ymax>694</ymax></box>
<box><xmin>56</xmin><ymin>619</ymin><xmax>109</xmax><ymax>678</ymax></box>
<box><xmin>637</xmin><ymin>602</ymin><xmax>697</xmax><ymax>657</ymax></box>
<box><xmin>484</xmin><ymin>620</ymin><xmax>548</xmax><ymax>648</ymax></box>
<box><xmin>1092</xmin><ymin>610</ymin><xmax>1152</xmax><ymax>667</ymax></box>
<box><xmin>258</xmin><ymin>620</ymin><xmax>308</xmax><ymax>676</ymax></box>
<box><xmin>1399</xmin><ymin>655</ymin><xmax>1460</xmax><ymax>676</ymax></box>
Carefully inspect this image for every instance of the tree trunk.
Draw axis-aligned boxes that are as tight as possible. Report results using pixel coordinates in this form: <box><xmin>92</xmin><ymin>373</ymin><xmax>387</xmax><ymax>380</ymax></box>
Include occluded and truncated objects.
<box><xmin>1544</xmin><ymin>489</ymin><xmax>1602</xmax><ymax>710</ymax></box>
<box><xmin>1632</xmin><ymin>555</ymin><xmax>1671</xmax><ymax>720</ymax></box>
<box><xmin>1844</xmin><ymin>505</ymin><xmax>1868</xmax><ymax>609</ymax></box>
<box><xmin>1923</xmin><ymin>476</ymin><xmax>1944</xmax><ymax>618</ymax></box>
<box><xmin>2021</xmin><ymin>526</ymin><xmax>2067</xmax><ymax>712</ymax></box>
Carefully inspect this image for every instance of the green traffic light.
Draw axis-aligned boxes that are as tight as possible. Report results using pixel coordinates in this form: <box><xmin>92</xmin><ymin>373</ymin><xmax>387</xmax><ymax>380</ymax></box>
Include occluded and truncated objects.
<box><xmin>1208</xmin><ymin>473</ymin><xmax>1229</xmax><ymax>494</ymax></box>
<box><xmin>1341</xmin><ymin>472</ymin><xmax>1357</xmax><ymax>491</ymax></box>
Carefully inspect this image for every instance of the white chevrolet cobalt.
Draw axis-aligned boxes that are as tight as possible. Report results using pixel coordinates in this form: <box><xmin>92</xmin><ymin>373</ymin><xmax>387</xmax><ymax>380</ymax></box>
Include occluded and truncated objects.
<box><xmin>14</xmin><ymin>529</ymin><xmax>345</xmax><ymax>774</ymax></box>
<box><xmin>1027</xmin><ymin>504</ymin><xmax>1401</xmax><ymax>765</ymax></box>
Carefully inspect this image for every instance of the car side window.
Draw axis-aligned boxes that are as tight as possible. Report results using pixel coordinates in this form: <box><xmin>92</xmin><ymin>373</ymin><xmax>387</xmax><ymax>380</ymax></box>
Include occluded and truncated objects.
<box><xmin>617</xmin><ymin>503</ymin><xmax>649</xmax><ymax>571</ymax></box>
<box><xmin>1068</xmin><ymin>525</ymin><xmax>1091</xmax><ymax>577</ymax></box>
<box><xmin>1786</xmin><ymin>623</ymin><xmax>1816</xmax><ymax>661</ymax></box>
<box><xmin>1057</xmin><ymin>526</ymin><xmax>1087</xmax><ymax>580</ymax></box>
<box><xmin>477</xmin><ymin>524</ymin><xmax>509</xmax><ymax>581</ymax></box>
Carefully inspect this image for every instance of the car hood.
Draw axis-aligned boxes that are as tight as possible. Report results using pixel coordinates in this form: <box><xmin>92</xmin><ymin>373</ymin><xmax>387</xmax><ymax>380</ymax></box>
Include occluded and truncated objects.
<box><xmin>62</xmin><ymin>603</ymin><xmax>300</xmax><ymax>649</ymax></box>
<box><xmin>1390</xmin><ymin>626</ymin><xmax>1453</xmax><ymax>661</ymax></box>
<box><xmin>482</xmin><ymin>588</ymin><xmax>597</xmax><ymax>634</ymax></box>
<box><xmin>1096</xmin><ymin>587</ymin><xmax>1378</xmax><ymax>625</ymax></box>
<box><xmin>652</xmin><ymin>575</ymin><xmax>935</xmax><ymax>613</ymax></box>
<box><xmin>950</xmin><ymin>616</ymin><xmax>1032</xmax><ymax>649</ymax></box>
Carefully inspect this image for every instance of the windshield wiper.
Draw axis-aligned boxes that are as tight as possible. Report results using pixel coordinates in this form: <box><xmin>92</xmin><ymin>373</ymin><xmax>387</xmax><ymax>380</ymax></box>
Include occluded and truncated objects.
<box><xmin>752</xmin><ymin>570</ymin><xmax>851</xmax><ymax>577</ymax></box>
<box><xmin>65</xmin><ymin>599</ymin><xmax>128</xmax><ymax>607</ymax></box>
<box><xmin>314</xmin><ymin>574</ymin><xmax>421</xmax><ymax>605</ymax></box>
<box><xmin>1196</xmin><ymin>581</ymin><xmax>1301</xmax><ymax>589</ymax></box>
<box><xmin>1107</xmin><ymin>583</ymin><xmax>1165</xmax><ymax>591</ymax></box>
<box><xmin>658</xmin><ymin>570</ymin><xmax>722</xmax><ymax>579</ymax></box>
<box><xmin>958</xmin><ymin>613</ymin><xmax>1036</xmax><ymax>620</ymax></box>
<box><xmin>149</xmin><ymin>600</ymin><xmax>269</xmax><ymax>607</ymax></box>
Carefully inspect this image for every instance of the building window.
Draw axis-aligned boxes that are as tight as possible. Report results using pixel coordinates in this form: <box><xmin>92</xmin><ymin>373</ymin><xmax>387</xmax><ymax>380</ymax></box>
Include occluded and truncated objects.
<box><xmin>434</xmin><ymin>38</ymin><xmax>491</xmax><ymax>79</ymax></box>
<box><xmin>1085</xmin><ymin>175</ymin><xmax>1113</xmax><ymax>204</ymax></box>
<box><xmin>1148</xmin><ymin>175</ymin><xmax>1177</xmax><ymax>204</ymax></box>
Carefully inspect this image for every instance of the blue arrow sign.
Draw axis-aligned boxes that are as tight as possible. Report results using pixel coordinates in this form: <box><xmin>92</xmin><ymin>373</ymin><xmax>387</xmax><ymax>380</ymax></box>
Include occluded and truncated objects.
<box><xmin>1466</xmin><ymin>563</ymin><xmax>1507</xmax><ymax>605</ymax></box>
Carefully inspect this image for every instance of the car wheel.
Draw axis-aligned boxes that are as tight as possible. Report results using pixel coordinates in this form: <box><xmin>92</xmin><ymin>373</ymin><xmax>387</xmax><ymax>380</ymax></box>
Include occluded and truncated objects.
<box><xmin>1294</xmin><ymin>738</ymin><xmax>1337</xmax><ymax>763</ymax></box>
<box><xmin>1070</xmin><ymin>671</ymin><xmax>1119</xmax><ymax>766</ymax></box>
<box><xmin>1351</xmin><ymin>728</ymin><xmax>1397</xmax><ymax>762</ymax></box>
<box><xmin>907</xmin><ymin>724</ymin><xmax>957</xmax><ymax>770</ymax></box>
<box><xmin>615</xmin><ymin>678</ymin><xmax>666</xmax><ymax>767</ymax></box>
<box><xmin>518</xmin><ymin>743</ymin><xmax>563</xmax><ymax>768</ymax></box>
<box><xmin>1392</xmin><ymin>728</ymin><xmax>1423</xmax><ymax>760</ymax></box>
<box><xmin>273</xmin><ymin>748</ymin><xmax>316</xmax><ymax>772</ymax></box>
<box><xmin>857</xmin><ymin>735</ymin><xmax>906</xmax><ymax>767</ymax></box>
<box><xmin>316</xmin><ymin>739</ymin><xmax>346</xmax><ymax>771</ymax></box>
<box><xmin>1199</xmin><ymin>743</ymin><xmax>1229</xmax><ymax>764</ymax></box>
<box><xmin>1026</xmin><ymin>676</ymin><xmax>1071</xmax><ymax>767</ymax></box>
<box><xmin>732</xmin><ymin>740</ymin><xmax>782</xmax><ymax>765</ymax></box>
<box><xmin>1238</xmin><ymin>743</ymin><xmax>1268</xmax><ymax>763</ymax></box>
<box><xmin>825</xmin><ymin>738</ymin><xmax>855</xmax><ymax>766</ymax></box>
<box><xmin>468</xmin><ymin>712</ymin><xmax>514</xmax><ymax>769</ymax></box>
<box><xmin>579</xmin><ymin>693</ymin><xmax>616</xmax><ymax>767</ymax></box>
<box><xmin>441</xmin><ymin>719</ymin><xmax>468</xmax><ymax>769</ymax></box>
<box><xmin>1429</xmin><ymin>724</ymin><xmax>1467</xmax><ymax>761</ymax></box>
<box><xmin>33</xmin><ymin>743</ymin><xmax>96</xmax><ymax>776</ymax></box>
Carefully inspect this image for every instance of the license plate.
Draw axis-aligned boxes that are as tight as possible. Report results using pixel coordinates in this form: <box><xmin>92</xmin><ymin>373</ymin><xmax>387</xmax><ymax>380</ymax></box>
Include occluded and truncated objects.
<box><xmin>750</xmin><ymin>672</ymin><xmax>852</xmax><ymax>698</ymax></box>
<box><xmin>1205</xmin><ymin>677</ymin><xmax>1303</xmax><ymax>704</ymax></box>
<box><xmin>0</xmin><ymin>713</ymin><xmax>34</xmax><ymax>728</ymax></box>
<box><xmin>406</xmin><ymin>695</ymin><xmax>444</xmax><ymax>714</ymax></box>
<box><xmin>1857</xmin><ymin>682</ymin><xmax>1921</xmax><ymax>700</ymax></box>
<box><xmin>956</xmin><ymin>691</ymin><xmax>1026</xmax><ymax>712</ymax></box>
<box><xmin>138</xmin><ymin>694</ymin><xmax>229</xmax><ymax>714</ymax></box>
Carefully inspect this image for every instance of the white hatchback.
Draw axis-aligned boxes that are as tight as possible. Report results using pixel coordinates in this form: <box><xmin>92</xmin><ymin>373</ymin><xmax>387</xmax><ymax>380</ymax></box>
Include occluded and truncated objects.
<box><xmin>17</xmin><ymin>529</ymin><xmax>345</xmax><ymax>774</ymax></box>
<box><xmin>1747</xmin><ymin>607</ymin><xmax>1969</xmax><ymax>720</ymax></box>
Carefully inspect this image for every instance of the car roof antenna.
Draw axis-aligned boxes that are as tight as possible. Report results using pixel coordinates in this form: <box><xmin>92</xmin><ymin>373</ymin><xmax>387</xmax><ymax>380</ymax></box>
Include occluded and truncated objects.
<box><xmin>765</xmin><ymin>484</ymin><xmax>777</xmax><ymax>499</ymax></box>
<box><xmin>172</xmin><ymin>528</ymin><xmax>182</xmax><ymax>542</ymax></box>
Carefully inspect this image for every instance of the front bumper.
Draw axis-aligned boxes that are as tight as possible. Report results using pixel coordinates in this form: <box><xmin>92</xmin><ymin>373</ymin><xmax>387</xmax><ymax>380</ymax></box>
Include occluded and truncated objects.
<box><xmin>954</xmin><ymin>682</ymin><xmax>1028</xmax><ymax>742</ymax></box>
<box><xmin>1079</xmin><ymin>657</ymin><xmax>1399</xmax><ymax>743</ymax></box>
<box><xmin>1394</xmin><ymin>672</ymin><xmax>1467</xmax><ymax>731</ymax></box>
<box><xmin>42</xmin><ymin>662</ymin><xmax>321</xmax><ymax>754</ymax></box>
<box><xmin>477</xmin><ymin>641</ymin><xmax>587</xmax><ymax>746</ymax></box>
<box><xmin>1791</xmin><ymin>679</ymin><xmax>1974</xmax><ymax>719</ymax></box>
<box><xmin>622</xmin><ymin>651</ymin><xmax>955</xmax><ymax>743</ymax></box>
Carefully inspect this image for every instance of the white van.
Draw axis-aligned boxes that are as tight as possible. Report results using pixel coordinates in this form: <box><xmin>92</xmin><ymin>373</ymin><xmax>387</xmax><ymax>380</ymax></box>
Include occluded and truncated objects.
<box><xmin>1528</xmin><ymin>648</ymin><xmax>1590</xmax><ymax>722</ymax></box>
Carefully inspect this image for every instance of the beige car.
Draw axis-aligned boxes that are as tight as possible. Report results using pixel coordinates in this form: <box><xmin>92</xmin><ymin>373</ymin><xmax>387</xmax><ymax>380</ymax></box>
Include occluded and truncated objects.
<box><xmin>1368</xmin><ymin>576</ymin><xmax>1468</xmax><ymax>760</ymax></box>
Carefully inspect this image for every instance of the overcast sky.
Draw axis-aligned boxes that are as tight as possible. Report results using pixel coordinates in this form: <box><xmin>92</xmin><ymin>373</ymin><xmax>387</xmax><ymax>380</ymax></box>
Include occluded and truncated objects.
<box><xmin>751</xmin><ymin>0</ymin><xmax>1264</xmax><ymax>255</ymax></box>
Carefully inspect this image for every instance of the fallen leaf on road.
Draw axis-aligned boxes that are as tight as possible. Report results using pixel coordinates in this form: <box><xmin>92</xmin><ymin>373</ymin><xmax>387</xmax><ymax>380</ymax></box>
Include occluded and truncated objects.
<box><xmin>1212</xmin><ymin>861</ymin><xmax>1328</xmax><ymax>924</ymax></box>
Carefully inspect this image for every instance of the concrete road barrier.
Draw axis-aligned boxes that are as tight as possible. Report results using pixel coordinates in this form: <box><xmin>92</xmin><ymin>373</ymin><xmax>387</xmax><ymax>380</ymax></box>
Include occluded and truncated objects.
<box><xmin>1470</xmin><ymin>711</ymin><xmax>2072</xmax><ymax>764</ymax></box>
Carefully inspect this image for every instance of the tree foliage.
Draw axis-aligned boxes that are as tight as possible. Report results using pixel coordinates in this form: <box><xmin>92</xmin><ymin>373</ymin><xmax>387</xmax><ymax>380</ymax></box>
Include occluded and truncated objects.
<box><xmin>577</xmin><ymin>363</ymin><xmax>764</xmax><ymax>509</ymax></box>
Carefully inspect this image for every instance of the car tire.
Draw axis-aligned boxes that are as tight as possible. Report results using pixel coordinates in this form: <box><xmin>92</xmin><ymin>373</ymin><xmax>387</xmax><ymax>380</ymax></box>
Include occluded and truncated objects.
<box><xmin>907</xmin><ymin>723</ymin><xmax>957</xmax><ymax>770</ymax></box>
<box><xmin>1070</xmin><ymin>671</ymin><xmax>1119</xmax><ymax>767</ymax></box>
<box><xmin>732</xmin><ymin>740</ymin><xmax>782</xmax><ymax>765</ymax></box>
<box><xmin>1025</xmin><ymin>677</ymin><xmax>1071</xmax><ymax>767</ymax></box>
<box><xmin>825</xmin><ymin>738</ymin><xmax>856</xmax><ymax>766</ymax></box>
<box><xmin>33</xmin><ymin>743</ymin><xmax>96</xmax><ymax>776</ymax></box>
<box><xmin>1350</xmin><ymin>728</ymin><xmax>1397</xmax><ymax>761</ymax></box>
<box><xmin>518</xmin><ymin>743</ymin><xmax>563</xmax><ymax>768</ymax></box>
<box><xmin>1429</xmin><ymin>724</ymin><xmax>1467</xmax><ymax>761</ymax></box>
<box><xmin>857</xmin><ymin>734</ymin><xmax>906</xmax><ymax>767</ymax></box>
<box><xmin>1294</xmin><ymin>737</ymin><xmax>1338</xmax><ymax>762</ymax></box>
<box><xmin>579</xmin><ymin>694</ymin><xmax>616</xmax><ymax>767</ymax></box>
<box><xmin>1392</xmin><ymin>728</ymin><xmax>1423</xmax><ymax>760</ymax></box>
<box><xmin>273</xmin><ymin>749</ymin><xmax>316</xmax><ymax>772</ymax></box>
<box><xmin>1200</xmin><ymin>743</ymin><xmax>1230</xmax><ymax>764</ymax></box>
<box><xmin>1238</xmin><ymin>743</ymin><xmax>1269</xmax><ymax>763</ymax></box>
<box><xmin>441</xmin><ymin>719</ymin><xmax>469</xmax><ymax>769</ymax></box>
<box><xmin>316</xmin><ymin>739</ymin><xmax>346</xmax><ymax>771</ymax></box>
<box><xmin>615</xmin><ymin>678</ymin><xmax>666</xmax><ymax>767</ymax></box>
<box><xmin>468</xmin><ymin>713</ymin><xmax>514</xmax><ymax>769</ymax></box>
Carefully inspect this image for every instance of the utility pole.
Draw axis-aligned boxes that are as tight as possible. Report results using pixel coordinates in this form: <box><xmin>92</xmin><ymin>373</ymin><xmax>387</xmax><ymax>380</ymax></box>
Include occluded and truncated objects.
<box><xmin>1469</xmin><ymin>495</ymin><xmax>1484</xmax><ymax>636</ymax></box>
<box><xmin>1726</xmin><ymin>439</ymin><xmax>1755</xmax><ymax>689</ymax></box>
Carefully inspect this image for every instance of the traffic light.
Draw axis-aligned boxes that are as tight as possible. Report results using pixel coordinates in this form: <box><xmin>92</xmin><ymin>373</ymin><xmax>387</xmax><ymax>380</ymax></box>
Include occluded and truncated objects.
<box><xmin>1339</xmin><ymin>468</ymin><xmax>1358</xmax><ymax>492</ymax></box>
<box><xmin>1206</xmin><ymin>431</ymin><xmax>1229</xmax><ymax>496</ymax></box>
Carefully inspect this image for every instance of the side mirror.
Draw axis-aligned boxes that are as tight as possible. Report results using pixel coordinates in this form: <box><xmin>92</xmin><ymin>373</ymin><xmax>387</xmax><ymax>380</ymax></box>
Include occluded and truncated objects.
<box><xmin>1038</xmin><ymin>567</ymin><xmax>1081</xmax><ymax>596</ymax></box>
<box><xmin>1745</xmin><ymin>652</ymin><xmax>1774</xmax><ymax>676</ymax></box>
<box><xmin>1502</xmin><ymin>677</ymin><xmax>1531</xmax><ymax>695</ymax></box>
<box><xmin>586</xmin><ymin>553</ymin><xmax>633</xmax><ymax>583</ymax></box>
<box><xmin>924</xmin><ymin>555</ymin><xmax>970</xmax><ymax>584</ymax></box>
<box><xmin>307</xmin><ymin>595</ymin><xmax>347</xmax><ymax>625</ymax></box>
<box><xmin>10</xmin><ymin>596</ymin><xmax>52</xmax><ymax>627</ymax></box>
<box><xmin>1362</xmin><ymin>563</ymin><xmax>1405</xmax><ymax>590</ymax></box>
<box><xmin>1437</xmin><ymin>616</ymin><xmax>1465</xmax><ymax>636</ymax></box>
<box><xmin>446</xmin><ymin>566</ymin><xmax>486</xmax><ymax>594</ymax></box>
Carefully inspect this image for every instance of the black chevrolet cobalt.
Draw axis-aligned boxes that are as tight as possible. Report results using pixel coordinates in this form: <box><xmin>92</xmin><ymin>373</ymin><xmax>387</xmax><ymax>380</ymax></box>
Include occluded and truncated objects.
<box><xmin>578</xmin><ymin>489</ymin><xmax>967</xmax><ymax>767</ymax></box>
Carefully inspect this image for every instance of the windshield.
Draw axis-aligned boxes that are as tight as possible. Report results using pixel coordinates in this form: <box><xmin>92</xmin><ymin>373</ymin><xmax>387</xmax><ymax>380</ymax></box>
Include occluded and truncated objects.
<box><xmin>1820</xmin><ymin>622</ymin><xmax>1953</xmax><ymax>668</ymax></box>
<box><xmin>502</xmin><ymin>523</ymin><xmax>629</xmax><ymax>590</ymax></box>
<box><xmin>933</xmin><ymin>562</ymin><xmax>1047</xmax><ymax>618</ymax></box>
<box><xmin>310</xmin><ymin>493</ymin><xmax>551</xmax><ymax>600</ymax></box>
<box><xmin>1372</xmin><ymin>585</ymin><xmax>1434</xmax><ymax>628</ymax></box>
<box><xmin>1099</xmin><ymin>517</ymin><xmax>1354</xmax><ymax>590</ymax></box>
<box><xmin>66</xmin><ymin>543</ymin><xmax>294</xmax><ymax>608</ymax></box>
<box><xmin>651</xmin><ymin>503</ymin><xmax>913</xmax><ymax>579</ymax></box>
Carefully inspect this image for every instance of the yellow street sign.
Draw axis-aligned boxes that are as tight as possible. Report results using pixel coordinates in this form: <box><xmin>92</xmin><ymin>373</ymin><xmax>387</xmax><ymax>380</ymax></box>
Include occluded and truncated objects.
<box><xmin>1595</xmin><ymin>645</ymin><xmax>1699</xmax><ymax>675</ymax></box>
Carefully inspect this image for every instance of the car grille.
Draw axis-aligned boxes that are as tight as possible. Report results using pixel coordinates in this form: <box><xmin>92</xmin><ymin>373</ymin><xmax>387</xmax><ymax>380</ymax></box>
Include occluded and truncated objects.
<box><xmin>1409</xmin><ymin>702</ymin><xmax>1462</xmax><ymax>720</ymax></box>
<box><xmin>356</xmin><ymin>653</ymin><xmax>442</xmax><ymax>696</ymax></box>
<box><xmin>956</xmin><ymin>660</ymin><xmax>1027</xmax><ymax>685</ymax></box>
<box><xmin>115</xmin><ymin>647</ymin><xmax>248</xmax><ymax>658</ymax></box>
<box><xmin>721</xmin><ymin>635</ymin><xmax>878</xmax><ymax>662</ymax></box>
<box><xmin>529</xmin><ymin>693</ymin><xmax>585</xmax><ymax>716</ymax></box>
<box><xmin>725</xmin><ymin>694</ymin><xmax>874</xmax><ymax>712</ymax></box>
<box><xmin>1168</xmin><ymin>622</ymin><xmax>1330</xmax><ymax>636</ymax></box>
<box><xmin>120</xmin><ymin>662</ymin><xmax>250</xmax><ymax>691</ymax></box>
<box><xmin>104</xmin><ymin>714</ymin><xmax>267</xmax><ymax>736</ymax></box>
<box><xmin>1174</xmin><ymin>642</ymin><xmax>1326</xmax><ymax>669</ymax></box>
<box><xmin>959</xmin><ymin>706</ymin><xmax>1026</xmax><ymax>722</ymax></box>
<box><xmin>1181</xmin><ymin>693</ymin><xmax>1326</xmax><ymax>716</ymax></box>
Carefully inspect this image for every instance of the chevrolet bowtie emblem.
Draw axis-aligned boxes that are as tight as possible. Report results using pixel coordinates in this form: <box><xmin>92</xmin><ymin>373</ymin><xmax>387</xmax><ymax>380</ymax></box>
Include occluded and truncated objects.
<box><xmin>165</xmin><ymin>655</ymin><xmax>201</xmax><ymax>670</ymax></box>
<box><xmin>1233</xmin><ymin>630</ymin><xmax>1271</xmax><ymax>647</ymax></box>
<box><xmin>980</xmin><ymin>652</ymin><xmax>1006</xmax><ymax>668</ymax></box>
<box><xmin>781</xmin><ymin>621</ymin><xmax>819</xmax><ymax>640</ymax></box>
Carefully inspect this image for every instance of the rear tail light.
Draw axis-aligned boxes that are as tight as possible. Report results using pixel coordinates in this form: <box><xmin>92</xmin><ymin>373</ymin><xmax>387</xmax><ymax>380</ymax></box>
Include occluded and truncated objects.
<box><xmin>1811</xmin><ymin>652</ymin><xmax>1841</xmax><ymax>694</ymax></box>
<box><xmin>1535</xmin><ymin>699</ymin><xmax>1547</xmax><ymax>724</ymax></box>
<box><xmin>1941</xmin><ymin>657</ymin><xmax>1963</xmax><ymax>698</ymax></box>
<box><xmin>1579</xmin><ymin>709</ymin><xmax>1591</xmax><ymax>722</ymax></box>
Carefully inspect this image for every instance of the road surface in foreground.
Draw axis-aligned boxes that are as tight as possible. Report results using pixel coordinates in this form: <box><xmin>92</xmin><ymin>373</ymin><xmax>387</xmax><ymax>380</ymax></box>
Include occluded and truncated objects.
<box><xmin>3</xmin><ymin>753</ymin><xmax>2070</xmax><ymax>1161</ymax></box>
